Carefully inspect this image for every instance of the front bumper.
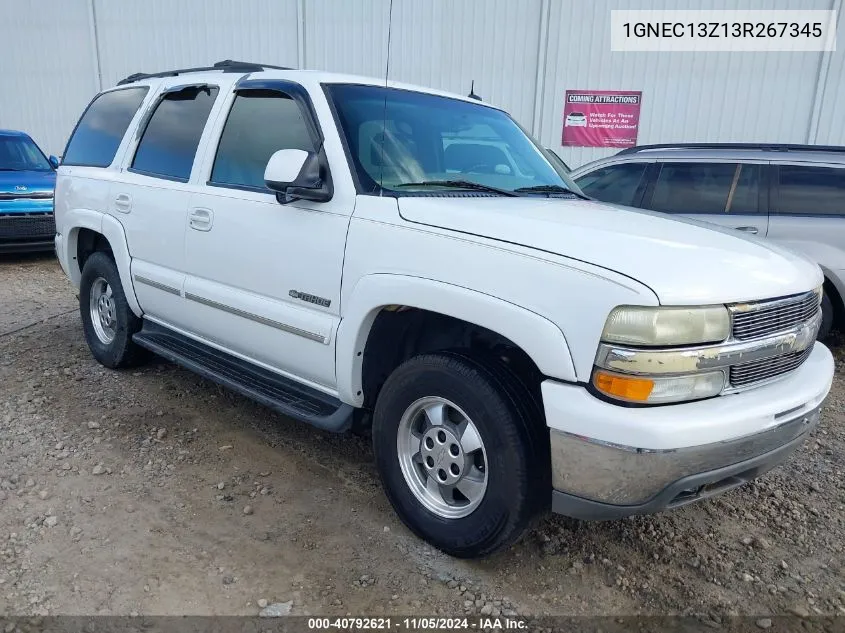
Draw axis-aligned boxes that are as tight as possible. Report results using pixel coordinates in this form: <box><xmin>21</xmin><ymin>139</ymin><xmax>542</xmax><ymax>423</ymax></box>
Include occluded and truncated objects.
<box><xmin>544</xmin><ymin>342</ymin><xmax>833</xmax><ymax>520</ymax></box>
<box><xmin>0</xmin><ymin>211</ymin><xmax>56</xmax><ymax>253</ymax></box>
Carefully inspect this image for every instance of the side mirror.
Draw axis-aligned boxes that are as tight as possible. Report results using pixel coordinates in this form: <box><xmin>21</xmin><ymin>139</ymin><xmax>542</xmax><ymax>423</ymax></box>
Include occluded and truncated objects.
<box><xmin>264</xmin><ymin>149</ymin><xmax>332</xmax><ymax>203</ymax></box>
<box><xmin>48</xmin><ymin>155</ymin><xmax>60</xmax><ymax>169</ymax></box>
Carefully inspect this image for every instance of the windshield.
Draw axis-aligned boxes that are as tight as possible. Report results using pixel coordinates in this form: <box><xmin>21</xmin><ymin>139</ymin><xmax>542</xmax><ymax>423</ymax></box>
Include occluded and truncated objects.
<box><xmin>0</xmin><ymin>135</ymin><xmax>52</xmax><ymax>171</ymax></box>
<box><xmin>326</xmin><ymin>84</ymin><xmax>579</xmax><ymax>196</ymax></box>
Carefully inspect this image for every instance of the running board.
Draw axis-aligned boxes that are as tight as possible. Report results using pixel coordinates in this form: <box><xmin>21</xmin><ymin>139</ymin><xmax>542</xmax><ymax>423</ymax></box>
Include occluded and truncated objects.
<box><xmin>133</xmin><ymin>321</ymin><xmax>353</xmax><ymax>432</ymax></box>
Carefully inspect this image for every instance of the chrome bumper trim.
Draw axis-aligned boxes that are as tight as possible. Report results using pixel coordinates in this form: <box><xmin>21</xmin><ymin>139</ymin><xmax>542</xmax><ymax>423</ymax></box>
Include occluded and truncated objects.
<box><xmin>550</xmin><ymin>404</ymin><xmax>820</xmax><ymax>505</ymax></box>
<box><xmin>596</xmin><ymin>310</ymin><xmax>821</xmax><ymax>376</ymax></box>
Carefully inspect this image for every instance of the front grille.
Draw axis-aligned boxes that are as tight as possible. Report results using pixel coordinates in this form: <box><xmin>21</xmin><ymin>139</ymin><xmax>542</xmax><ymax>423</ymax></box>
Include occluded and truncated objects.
<box><xmin>0</xmin><ymin>191</ymin><xmax>53</xmax><ymax>200</ymax></box>
<box><xmin>731</xmin><ymin>291</ymin><xmax>820</xmax><ymax>341</ymax></box>
<box><xmin>729</xmin><ymin>346</ymin><xmax>813</xmax><ymax>388</ymax></box>
<box><xmin>0</xmin><ymin>213</ymin><xmax>56</xmax><ymax>241</ymax></box>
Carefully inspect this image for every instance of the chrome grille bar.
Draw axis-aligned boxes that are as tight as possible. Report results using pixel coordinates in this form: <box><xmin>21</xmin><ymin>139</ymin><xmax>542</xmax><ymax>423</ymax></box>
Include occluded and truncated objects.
<box><xmin>731</xmin><ymin>290</ymin><xmax>820</xmax><ymax>341</ymax></box>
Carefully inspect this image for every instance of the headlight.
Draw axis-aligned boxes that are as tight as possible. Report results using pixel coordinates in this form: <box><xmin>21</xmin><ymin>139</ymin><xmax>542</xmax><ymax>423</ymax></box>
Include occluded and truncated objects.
<box><xmin>602</xmin><ymin>305</ymin><xmax>730</xmax><ymax>346</ymax></box>
<box><xmin>592</xmin><ymin>369</ymin><xmax>726</xmax><ymax>404</ymax></box>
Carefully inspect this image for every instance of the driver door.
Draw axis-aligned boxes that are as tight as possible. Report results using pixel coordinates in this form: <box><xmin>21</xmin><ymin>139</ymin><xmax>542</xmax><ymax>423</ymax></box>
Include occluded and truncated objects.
<box><xmin>182</xmin><ymin>80</ymin><xmax>353</xmax><ymax>390</ymax></box>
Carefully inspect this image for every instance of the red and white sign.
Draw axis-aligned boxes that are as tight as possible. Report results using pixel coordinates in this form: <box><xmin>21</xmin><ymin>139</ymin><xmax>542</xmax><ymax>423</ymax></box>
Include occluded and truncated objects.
<box><xmin>562</xmin><ymin>90</ymin><xmax>642</xmax><ymax>148</ymax></box>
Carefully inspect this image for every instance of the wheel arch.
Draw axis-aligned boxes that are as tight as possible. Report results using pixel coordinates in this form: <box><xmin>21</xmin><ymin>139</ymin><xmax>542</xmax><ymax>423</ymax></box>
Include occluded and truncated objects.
<box><xmin>819</xmin><ymin>265</ymin><xmax>845</xmax><ymax>330</ymax></box>
<box><xmin>335</xmin><ymin>274</ymin><xmax>576</xmax><ymax>407</ymax></box>
<box><xmin>63</xmin><ymin>210</ymin><xmax>142</xmax><ymax>317</ymax></box>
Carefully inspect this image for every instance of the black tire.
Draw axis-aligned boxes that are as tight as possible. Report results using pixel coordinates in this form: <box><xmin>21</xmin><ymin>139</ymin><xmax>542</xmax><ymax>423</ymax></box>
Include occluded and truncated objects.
<box><xmin>372</xmin><ymin>351</ymin><xmax>548</xmax><ymax>558</ymax></box>
<box><xmin>79</xmin><ymin>251</ymin><xmax>147</xmax><ymax>369</ymax></box>
<box><xmin>819</xmin><ymin>291</ymin><xmax>834</xmax><ymax>340</ymax></box>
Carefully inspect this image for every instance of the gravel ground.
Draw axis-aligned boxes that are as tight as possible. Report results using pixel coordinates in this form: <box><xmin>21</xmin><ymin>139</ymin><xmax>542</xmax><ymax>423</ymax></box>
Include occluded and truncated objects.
<box><xmin>0</xmin><ymin>254</ymin><xmax>843</xmax><ymax>618</ymax></box>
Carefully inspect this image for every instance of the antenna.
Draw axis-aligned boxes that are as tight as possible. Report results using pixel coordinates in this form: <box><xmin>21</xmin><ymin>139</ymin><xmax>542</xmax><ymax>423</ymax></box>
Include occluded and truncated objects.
<box><xmin>378</xmin><ymin>0</ymin><xmax>395</xmax><ymax>196</ymax></box>
<box><xmin>468</xmin><ymin>80</ymin><xmax>481</xmax><ymax>101</ymax></box>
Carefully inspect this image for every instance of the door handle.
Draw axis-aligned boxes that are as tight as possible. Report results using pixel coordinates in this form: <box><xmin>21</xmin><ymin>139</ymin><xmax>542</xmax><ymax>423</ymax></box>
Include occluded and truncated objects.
<box><xmin>188</xmin><ymin>207</ymin><xmax>214</xmax><ymax>232</ymax></box>
<box><xmin>735</xmin><ymin>226</ymin><xmax>759</xmax><ymax>235</ymax></box>
<box><xmin>114</xmin><ymin>193</ymin><xmax>132</xmax><ymax>214</ymax></box>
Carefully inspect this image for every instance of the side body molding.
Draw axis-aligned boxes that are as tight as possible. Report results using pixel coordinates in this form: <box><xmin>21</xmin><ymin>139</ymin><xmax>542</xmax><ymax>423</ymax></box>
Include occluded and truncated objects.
<box><xmin>335</xmin><ymin>274</ymin><xmax>577</xmax><ymax>407</ymax></box>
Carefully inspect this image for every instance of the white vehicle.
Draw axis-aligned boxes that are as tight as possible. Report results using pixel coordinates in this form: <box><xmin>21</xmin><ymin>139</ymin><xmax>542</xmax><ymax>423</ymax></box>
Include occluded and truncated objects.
<box><xmin>565</xmin><ymin>111</ymin><xmax>587</xmax><ymax>127</ymax></box>
<box><xmin>54</xmin><ymin>60</ymin><xmax>833</xmax><ymax>558</ymax></box>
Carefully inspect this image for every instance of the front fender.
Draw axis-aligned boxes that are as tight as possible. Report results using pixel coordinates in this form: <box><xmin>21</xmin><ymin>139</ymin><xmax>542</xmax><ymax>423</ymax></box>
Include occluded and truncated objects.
<box><xmin>335</xmin><ymin>274</ymin><xmax>576</xmax><ymax>406</ymax></box>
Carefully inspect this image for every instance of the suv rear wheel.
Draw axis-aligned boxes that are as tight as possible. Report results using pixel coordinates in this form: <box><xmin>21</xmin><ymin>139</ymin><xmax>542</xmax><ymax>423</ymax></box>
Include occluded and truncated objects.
<box><xmin>80</xmin><ymin>252</ymin><xmax>147</xmax><ymax>368</ymax></box>
<box><xmin>372</xmin><ymin>351</ymin><xmax>547</xmax><ymax>558</ymax></box>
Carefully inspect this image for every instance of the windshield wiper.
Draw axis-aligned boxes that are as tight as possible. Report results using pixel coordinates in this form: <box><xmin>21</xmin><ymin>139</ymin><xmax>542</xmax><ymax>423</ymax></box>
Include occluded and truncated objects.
<box><xmin>0</xmin><ymin>168</ymin><xmax>24</xmax><ymax>172</ymax></box>
<box><xmin>396</xmin><ymin>180</ymin><xmax>518</xmax><ymax>197</ymax></box>
<box><xmin>514</xmin><ymin>184</ymin><xmax>591</xmax><ymax>200</ymax></box>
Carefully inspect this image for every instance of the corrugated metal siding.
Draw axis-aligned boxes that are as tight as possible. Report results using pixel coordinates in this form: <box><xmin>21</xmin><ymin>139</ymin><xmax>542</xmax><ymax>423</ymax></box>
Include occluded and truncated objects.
<box><xmin>386</xmin><ymin>0</ymin><xmax>544</xmax><ymax>129</ymax></box>
<box><xmin>813</xmin><ymin>6</ymin><xmax>845</xmax><ymax>145</ymax></box>
<box><xmin>305</xmin><ymin>0</ymin><xmax>543</xmax><ymax>125</ymax></box>
<box><xmin>1</xmin><ymin>0</ymin><xmax>844</xmax><ymax>162</ymax></box>
<box><xmin>0</xmin><ymin>0</ymin><xmax>97</xmax><ymax>155</ymax></box>
<box><xmin>304</xmin><ymin>0</ymin><xmax>391</xmax><ymax>78</ymax></box>
<box><xmin>93</xmin><ymin>0</ymin><xmax>300</xmax><ymax>88</ymax></box>
<box><xmin>541</xmin><ymin>0</ymin><xmax>834</xmax><ymax>168</ymax></box>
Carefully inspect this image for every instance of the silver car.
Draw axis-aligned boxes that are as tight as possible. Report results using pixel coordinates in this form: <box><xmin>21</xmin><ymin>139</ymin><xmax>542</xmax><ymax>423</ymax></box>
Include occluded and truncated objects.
<box><xmin>570</xmin><ymin>143</ymin><xmax>845</xmax><ymax>338</ymax></box>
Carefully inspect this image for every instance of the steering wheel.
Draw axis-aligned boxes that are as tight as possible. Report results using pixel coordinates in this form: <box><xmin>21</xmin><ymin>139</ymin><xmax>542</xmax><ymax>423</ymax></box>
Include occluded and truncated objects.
<box><xmin>466</xmin><ymin>163</ymin><xmax>496</xmax><ymax>174</ymax></box>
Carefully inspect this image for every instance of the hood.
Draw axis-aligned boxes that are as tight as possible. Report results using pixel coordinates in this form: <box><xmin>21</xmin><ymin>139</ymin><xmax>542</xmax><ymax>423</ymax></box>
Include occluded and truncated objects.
<box><xmin>398</xmin><ymin>197</ymin><xmax>822</xmax><ymax>305</ymax></box>
<box><xmin>0</xmin><ymin>170</ymin><xmax>56</xmax><ymax>195</ymax></box>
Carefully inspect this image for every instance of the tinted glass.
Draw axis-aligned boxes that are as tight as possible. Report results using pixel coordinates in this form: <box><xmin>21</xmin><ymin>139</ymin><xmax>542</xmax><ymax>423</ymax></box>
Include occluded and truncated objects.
<box><xmin>651</xmin><ymin>162</ymin><xmax>760</xmax><ymax>214</ymax></box>
<box><xmin>327</xmin><ymin>84</ymin><xmax>578</xmax><ymax>195</ymax></box>
<box><xmin>778</xmin><ymin>165</ymin><xmax>845</xmax><ymax>216</ymax></box>
<box><xmin>0</xmin><ymin>135</ymin><xmax>52</xmax><ymax>171</ymax></box>
<box><xmin>63</xmin><ymin>87</ymin><xmax>148</xmax><ymax>167</ymax></box>
<box><xmin>132</xmin><ymin>86</ymin><xmax>218</xmax><ymax>181</ymax></box>
<box><xmin>211</xmin><ymin>90</ymin><xmax>314</xmax><ymax>189</ymax></box>
<box><xmin>575</xmin><ymin>163</ymin><xmax>647</xmax><ymax>206</ymax></box>
<box><xmin>726</xmin><ymin>164</ymin><xmax>760</xmax><ymax>214</ymax></box>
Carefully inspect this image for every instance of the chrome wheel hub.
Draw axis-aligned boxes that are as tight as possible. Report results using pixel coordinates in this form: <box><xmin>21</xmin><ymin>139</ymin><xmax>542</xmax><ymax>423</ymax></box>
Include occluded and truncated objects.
<box><xmin>397</xmin><ymin>396</ymin><xmax>488</xmax><ymax>519</ymax></box>
<box><xmin>89</xmin><ymin>277</ymin><xmax>117</xmax><ymax>344</ymax></box>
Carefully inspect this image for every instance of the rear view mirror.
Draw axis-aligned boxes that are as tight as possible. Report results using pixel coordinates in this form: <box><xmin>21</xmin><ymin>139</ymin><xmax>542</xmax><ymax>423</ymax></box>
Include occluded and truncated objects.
<box><xmin>264</xmin><ymin>149</ymin><xmax>332</xmax><ymax>203</ymax></box>
<box><xmin>48</xmin><ymin>155</ymin><xmax>60</xmax><ymax>169</ymax></box>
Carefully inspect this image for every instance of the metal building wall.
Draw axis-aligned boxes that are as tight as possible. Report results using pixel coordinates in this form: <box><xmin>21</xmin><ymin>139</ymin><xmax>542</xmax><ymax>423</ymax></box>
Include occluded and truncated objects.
<box><xmin>0</xmin><ymin>0</ymin><xmax>98</xmax><ymax>156</ymax></box>
<box><xmin>539</xmin><ymin>0</ymin><xmax>837</xmax><ymax>167</ymax></box>
<box><xmin>813</xmin><ymin>7</ymin><xmax>845</xmax><ymax>145</ymax></box>
<box><xmin>1</xmin><ymin>0</ymin><xmax>844</xmax><ymax>165</ymax></box>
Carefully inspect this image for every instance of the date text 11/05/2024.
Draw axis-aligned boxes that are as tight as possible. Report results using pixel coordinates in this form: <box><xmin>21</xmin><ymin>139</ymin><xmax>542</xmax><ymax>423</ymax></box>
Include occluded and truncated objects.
<box><xmin>307</xmin><ymin>617</ymin><xmax>527</xmax><ymax>630</ymax></box>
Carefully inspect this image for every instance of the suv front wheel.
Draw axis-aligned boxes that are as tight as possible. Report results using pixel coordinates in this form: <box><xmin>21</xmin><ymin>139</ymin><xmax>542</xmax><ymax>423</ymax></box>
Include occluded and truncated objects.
<box><xmin>80</xmin><ymin>251</ymin><xmax>147</xmax><ymax>368</ymax></box>
<box><xmin>372</xmin><ymin>351</ymin><xmax>547</xmax><ymax>558</ymax></box>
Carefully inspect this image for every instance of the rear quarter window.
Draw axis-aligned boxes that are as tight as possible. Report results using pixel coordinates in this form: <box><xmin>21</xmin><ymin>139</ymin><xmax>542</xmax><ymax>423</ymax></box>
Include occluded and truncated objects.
<box><xmin>62</xmin><ymin>87</ymin><xmax>149</xmax><ymax>168</ymax></box>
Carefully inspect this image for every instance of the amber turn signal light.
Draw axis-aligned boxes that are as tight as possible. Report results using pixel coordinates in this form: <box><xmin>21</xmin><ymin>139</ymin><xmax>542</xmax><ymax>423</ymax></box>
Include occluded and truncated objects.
<box><xmin>593</xmin><ymin>370</ymin><xmax>654</xmax><ymax>402</ymax></box>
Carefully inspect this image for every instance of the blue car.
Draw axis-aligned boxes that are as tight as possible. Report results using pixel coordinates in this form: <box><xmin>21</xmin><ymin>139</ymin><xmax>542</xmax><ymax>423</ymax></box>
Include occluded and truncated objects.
<box><xmin>0</xmin><ymin>130</ymin><xmax>60</xmax><ymax>253</ymax></box>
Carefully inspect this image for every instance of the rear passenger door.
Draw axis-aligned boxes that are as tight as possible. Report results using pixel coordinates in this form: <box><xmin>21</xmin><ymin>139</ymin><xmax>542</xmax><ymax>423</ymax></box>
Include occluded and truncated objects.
<box><xmin>641</xmin><ymin>161</ymin><xmax>769</xmax><ymax>236</ymax></box>
<box><xmin>768</xmin><ymin>162</ymin><xmax>845</xmax><ymax>275</ymax></box>
<box><xmin>112</xmin><ymin>82</ymin><xmax>220</xmax><ymax>330</ymax></box>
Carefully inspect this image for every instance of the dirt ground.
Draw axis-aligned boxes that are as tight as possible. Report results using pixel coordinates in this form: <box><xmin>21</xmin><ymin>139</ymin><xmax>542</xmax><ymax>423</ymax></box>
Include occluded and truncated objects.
<box><xmin>0</xmin><ymin>253</ymin><xmax>844</xmax><ymax>619</ymax></box>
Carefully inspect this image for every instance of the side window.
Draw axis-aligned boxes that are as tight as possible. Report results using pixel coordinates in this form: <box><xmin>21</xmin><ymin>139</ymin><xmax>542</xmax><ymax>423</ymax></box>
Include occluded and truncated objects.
<box><xmin>62</xmin><ymin>87</ymin><xmax>149</xmax><ymax>167</ymax></box>
<box><xmin>650</xmin><ymin>163</ymin><xmax>759</xmax><ymax>214</ymax></box>
<box><xmin>778</xmin><ymin>165</ymin><xmax>845</xmax><ymax>215</ymax></box>
<box><xmin>210</xmin><ymin>90</ymin><xmax>314</xmax><ymax>190</ymax></box>
<box><xmin>131</xmin><ymin>86</ymin><xmax>219</xmax><ymax>182</ymax></box>
<box><xmin>574</xmin><ymin>163</ymin><xmax>647</xmax><ymax>206</ymax></box>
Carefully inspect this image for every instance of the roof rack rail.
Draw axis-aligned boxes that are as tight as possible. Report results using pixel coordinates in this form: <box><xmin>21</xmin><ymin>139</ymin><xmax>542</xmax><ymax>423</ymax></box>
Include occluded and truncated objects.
<box><xmin>616</xmin><ymin>142</ymin><xmax>845</xmax><ymax>156</ymax></box>
<box><xmin>117</xmin><ymin>59</ymin><xmax>294</xmax><ymax>86</ymax></box>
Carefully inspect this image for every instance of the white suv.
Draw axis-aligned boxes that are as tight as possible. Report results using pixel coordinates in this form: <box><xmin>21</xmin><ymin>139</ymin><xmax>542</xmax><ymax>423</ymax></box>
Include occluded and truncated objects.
<box><xmin>54</xmin><ymin>60</ymin><xmax>833</xmax><ymax>558</ymax></box>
